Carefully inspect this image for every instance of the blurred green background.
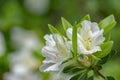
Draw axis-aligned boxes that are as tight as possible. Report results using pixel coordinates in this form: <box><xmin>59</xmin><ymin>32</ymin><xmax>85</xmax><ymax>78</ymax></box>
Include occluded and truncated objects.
<box><xmin>0</xmin><ymin>0</ymin><xmax>120</xmax><ymax>80</ymax></box>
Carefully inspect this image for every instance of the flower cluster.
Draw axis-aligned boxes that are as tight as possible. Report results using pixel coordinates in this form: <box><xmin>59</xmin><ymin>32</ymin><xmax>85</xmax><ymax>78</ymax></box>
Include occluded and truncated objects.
<box><xmin>40</xmin><ymin>15</ymin><xmax>116</xmax><ymax>80</ymax></box>
<box><xmin>4</xmin><ymin>27</ymin><xmax>42</xmax><ymax>80</ymax></box>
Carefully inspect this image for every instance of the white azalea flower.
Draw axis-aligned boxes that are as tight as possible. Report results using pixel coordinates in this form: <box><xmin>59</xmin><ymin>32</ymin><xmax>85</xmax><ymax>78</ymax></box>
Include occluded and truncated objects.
<box><xmin>10</xmin><ymin>27</ymin><xmax>43</xmax><ymax>51</ymax></box>
<box><xmin>9</xmin><ymin>50</ymin><xmax>40</xmax><ymax>75</ymax></box>
<box><xmin>4</xmin><ymin>50</ymin><xmax>41</xmax><ymax>80</ymax></box>
<box><xmin>40</xmin><ymin>34</ymin><xmax>71</xmax><ymax>72</ymax></box>
<box><xmin>0</xmin><ymin>32</ymin><xmax>6</xmax><ymax>56</ymax></box>
<box><xmin>24</xmin><ymin>0</ymin><xmax>49</xmax><ymax>15</ymax></box>
<box><xmin>67</xmin><ymin>20</ymin><xmax>105</xmax><ymax>54</ymax></box>
<box><xmin>4</xmin><ymin>72</ymin><xmax>41</xmax><ymax>80</ymax></box>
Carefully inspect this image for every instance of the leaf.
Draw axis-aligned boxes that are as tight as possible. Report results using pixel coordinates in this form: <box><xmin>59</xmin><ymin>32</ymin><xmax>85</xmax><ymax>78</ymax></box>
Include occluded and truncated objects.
<box><xmin>94</xmin><ymin>41</ymin><xmax>113</xmax><ymax>58</ymax></box>
<box><xmin>61</xmin><ymin>17</ymin><xmax>72</xmax><ymax>31</ymax></box>
<box><xmin>79</xmin><ymin>73</ymin><xmax>87</xmax><ymax>80</ymax></box>
<box><xmin>81</xmin><ymin>14</ymin><xmax>91</xmax><ymax>22</ymax></box>
<box><xmin>48</xmin><ymin>24</ymin><xmax>60</xmax><ymax>34</ymax></box>
<box><xmin>0</xmin><ymin>54</ymin><xmax>9</xmax><ymax>74</ymax></box>
<box><xmin>98</xmin><ymin>55</ymin><xmax>109</xmax><ymax>65</ymax></box>
<box><xmin>96</xmin><ymin>65</ymin><xmax>102</xmax><ymax>70</ymax></box>
<box><xmin>104</xmin><ymin>33</ymin><xmax>110</xmax><ymax>42</ymax></box>
<box><xmin>108</xmin><ymin>49</ymin><xmax>117</xmax><ymax>59</ymax></box>
<box><xmin>88</xmin><ymin>76</ymin><xmax>94</xmax><ymax>80</ymax></box>
<box><xmin>99</xmin><ymin>15</ymin><xmax>116</xmax><ymax>34</ymax></box>
<box><xmin>76</xmin><ymin>14</ymin><xmax>90</xmax><ymax>28</ymax></box>
<box><xmin>106</xmin><ymin>76</ymin><xmax>115</xmax><ymax>80</ymax></box>
<box><xmin>63</xmin><ymin>65</ymin><xmax>84</xmax><ymax>74</ymax></box>
<box><xmin>72</xmin><ymin>25</ymin><xmax>77</xmax><ymax>57</ymax></box>
<box><xmin>32</xmin><ymin>51</ymin><xmax>44</xmax><ymax>61</ymax></box>
<box><xmin>70</xmin><ymin>73</ymin><xmax>87</xmax><ymax>80</ymax></box>
<box><xmin>97</xmin><ymin>50</ymin><xmax>116</xmax><ymax>65</ymax></box>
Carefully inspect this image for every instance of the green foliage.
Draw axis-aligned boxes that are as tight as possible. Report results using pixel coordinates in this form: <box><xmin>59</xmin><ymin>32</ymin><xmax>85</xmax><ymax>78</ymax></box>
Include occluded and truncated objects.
<box><xmin>72</xmin><ymin>25</ymin><xmax>77</xmax><ymax>58</ymax></box>
<box><xmin>88</xmin><ymin>76</ymin><xmax>94</xmax><ymax>80</ymax></box>
<box><xmin>96</xmin><ymin>50</ymin><xmax>116</xmax><ymax>68</ymax></box>
<box><xmin>99</xmin><ymin>15</ymin><xmax>116</xmax><ymax>34</ymax></box>
<box><xmin>94</xmin><ymin>41</ymin><xmax>113</xmax><ymax>58</ymax></box>
<box><xmin>81</xmin><ymin>14</ymin><xmax>91</xmax><ymax>22</ymax></box>
<box><xmin>48</xmin><ymin>24</ymin><xmax>60</xmax><ymax>34</ymax></box>
<box><xmin>61</xmin><ymin>17</ymin><xmax>72</xmax><ymax>31</ymax></box>
<box><xmin>106</xmin><ymin>76</ymin><xmax>115</xmax><ymax>80</ymax></box>
<box><xmin>70</xmin><ymin>73</ymin><xmax>87</xmax><ymax>80</ymax></box>
<box><xmin>63</xmin><ymin>65</ymin><xmax>84</xmax><ymax>74</ymax></box>
<box><xmin>0</xmin><ymin>54</ymin><xmax>9</xmax><ymax>75</ymax></box>
<box><xmin>76</xmin><ymin>14</ymin><xmax>91</xmax><ymax>28</ymax></box>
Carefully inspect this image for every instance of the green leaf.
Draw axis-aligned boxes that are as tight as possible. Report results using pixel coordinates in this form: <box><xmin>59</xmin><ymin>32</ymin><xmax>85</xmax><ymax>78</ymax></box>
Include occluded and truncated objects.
<box><xmin>104</xmin><ymin>33</ymin><xmax>110</xmax><ymax>42</ymax></box>
<box><xmin>88</xmin><ymin>76</ymin><xmax>94</xmax><ymax>80</ymax></box>
<box><xmin>97</xmin><ymin>50</ymin><xmax>116</xmax><ymax>65</ymax></box>
<box><xmin>108</xmin><ymin>50</ymin><xmax>117</xmax><ymax>59</ymax></box>
<box><xmin>76</xmin><ymin>14</ymin><xmax>91</xmax><ymax>28</ymax></box>
<box><xmin>72</xmin><ymin>25</ymin><xmax>77</xmax><ymax>57</ymax></box>
<box><xmin>81</xmin><ymin>14</ymin><xmax>91</xmax><ymax>22</ymax></box>
<box><xmin>94</xmin><ymin>41</ymin><xmax>113</xmax><ymax>58</ymax></box>
<box><xmin>70</xmin><ymin>73</ymin><xmax>87</xmax><ymax>80</ymax></box>
<box><xmin>61</xmin><ymin>17</ymin><xmax>72</xmax><ymax>31</ymax></box>
<box><xmin>106</xmin><ymin>76</ymin><xmax>115</xmax><ymax>80</ymax></box>
<box><xmin>98</xmin><ymin>55</ymin><xmax>109</xmax><ymax>65</ymax></box>
<box><xmin>96</xmin><ymin>65</ymin><xmax>102</xmax><ymax>70</ymax></box>
<box><xmin>99</xmin><ymin>15</ymin><xmax>116</xmax><ymax>34</ymax></box>
<box><xmin>48</xmin><ymin>24</ymin><xmax>60</xmax><ymax>34</ymax></box>
<box><xmin>63</xmin><ymin>65</ymin><xmax>84</xmax><ymax>74</ymax></box>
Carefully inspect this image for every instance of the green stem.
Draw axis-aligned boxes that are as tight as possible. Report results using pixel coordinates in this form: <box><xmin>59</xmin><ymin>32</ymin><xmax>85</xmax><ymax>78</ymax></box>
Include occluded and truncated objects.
<box><xmin>93</xmin><ymin>68</ymin><xmax>106</xmax><ymax>80</ymax></box>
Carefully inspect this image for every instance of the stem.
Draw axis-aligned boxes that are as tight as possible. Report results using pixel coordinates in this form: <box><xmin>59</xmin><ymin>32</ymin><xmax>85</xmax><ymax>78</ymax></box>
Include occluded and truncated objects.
<box><xmin>96</xmin><ymin>70</ymin><xmax>106</xmax><ymax>79</ymax></box>
<box><xmin>93</xmin><ymin>68</ymin><xmax>106</xmax><ymax>80</ymax></box>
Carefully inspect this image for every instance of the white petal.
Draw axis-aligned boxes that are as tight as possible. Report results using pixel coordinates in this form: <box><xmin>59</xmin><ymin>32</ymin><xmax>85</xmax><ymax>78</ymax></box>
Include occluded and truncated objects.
<box><xmin>66</xmin><ymin>41</ymin><xmax>72</xmax><ymax>51</ymax></box>
<box><xmin>84</xmin><ymin>46</ymin><xmax>101</xmax><ymax>54</ymax></box>
<box><xmin>43</xmin><ymin>59</ymin><xmax>56</xmax><ymax>64</ymax></box>
<box><xmin>81</xmin><ymin>20</ymin><xmax>91</xmax><ymax>32</ymax></box>
<box><xmin>77</xmin><ymin>40</ymin><xmax>87</xmax><ymax>54</ymax></box>
<box><xmin>92</xmin><ymin>30</ymin><xmax>105</xmax><ymax>46</ymax></box>
<box><xmin>44</xmin><ymin>34</ymin><xmax>56</xmax><ymax>47</ymax></box>
<box><xmin>53</xmin><ymin>34</ymin><xmax>71</xmax><ymax>60</ymax></box>
<box><xmin>66</xmin><ymin>28</ymin><xmax>72</xmax><ymax>39</ymax></box>
<box><xmin>80</xmin><ymin>20</ymin><xmax>92</xmax><ymax>38</ymax></box>
<box><xmin>42</xmin><ymin>46</ymin><xmax>58</xmax><ymax>59</ymax></box>
<box><xmin>91</xmin><ymin>22</ymin><xmax>100</xmax><ymax>33</ymax></box>
<box><xmin>40</xmin><ymin>63</ymin><xmax>60</xmax><ymax>72</ymax></box>
<box><xmin>90</xmin><ymin>46</ymin><xmax>101</xmax><ymax>53</ymax></box>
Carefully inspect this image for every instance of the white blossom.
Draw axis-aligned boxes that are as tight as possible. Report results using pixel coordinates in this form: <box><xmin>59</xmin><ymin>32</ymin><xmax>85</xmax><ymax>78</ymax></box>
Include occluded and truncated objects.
<box><xmin>0</xmin><ymin>32</ymin><xmax>6</xmax><ymax>56</ymax></box>
<box><xmin>40</xmin><ymin>34</ymin><xmax>72</xmax><ymax>72</ymax></box>
<box><xmin>67</xmin><ymin>20</ymin><xmax>105</xmax><ymax>54</ymax></box>
<box><xmin>5</xmin><ymin>27</ymin><xmax>42</xmax><ymax>80</ymax></box>
<box><xmin>8</xmin><ymin>50</ymin><xmax>40</xmax><ymax>75</ymax></box>
<box><xmin>10</xmin><ymin>27</ymin><xmax>43</xmax><ymax>52</ymax></box>
<box><xmin>4</xmin><ymin>72</ymin><xmax>41</xmax><ymax>80</ymax></box>
<box><xmin>4</xmin><ymin>50</ymin><xmax>41</xmax><ymax>80</ymax></box>
<box><xmin>24</xmin><ymin>0</ymin><xmax>49</xmax><ymax>15</ymax></box>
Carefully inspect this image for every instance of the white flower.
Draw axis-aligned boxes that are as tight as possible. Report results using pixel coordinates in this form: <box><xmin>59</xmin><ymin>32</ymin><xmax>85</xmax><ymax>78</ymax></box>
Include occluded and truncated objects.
<box><xmin>24</xmin><ymin>0</ymin><xmax>49</xmax><ymax>15</ymax></box>
<box><xmin>10</xmin><ymin>27</ymin><xmax>43</xmax><ymax>51</ymax></box>
<box><xmin>4</xmin><ymin>50</ymin><xmax>41</xmax><ymax>80</ymax></box>
<box><xmin>4</xmin><ymin>72</ymin><xmax>41</xmax><ymax>80</ymax></box>
<box><xmin>40</xmin><ymin>34</ymin><xmax>71</xmax><ymax>72</ymax></box>
<box><xmin>9</xmin><ymin>50</ymin><xmax>40</xmax><ymax>75</ymax></box>
<box><xmin>67</xmin><ymin>20</ymin><xmax>105</xmax><ymax>54</ymax></box>
<box><xmin>0</xmin><ymin>32</ymin><xmax>6</xmax><ymax>56</ymax></box>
